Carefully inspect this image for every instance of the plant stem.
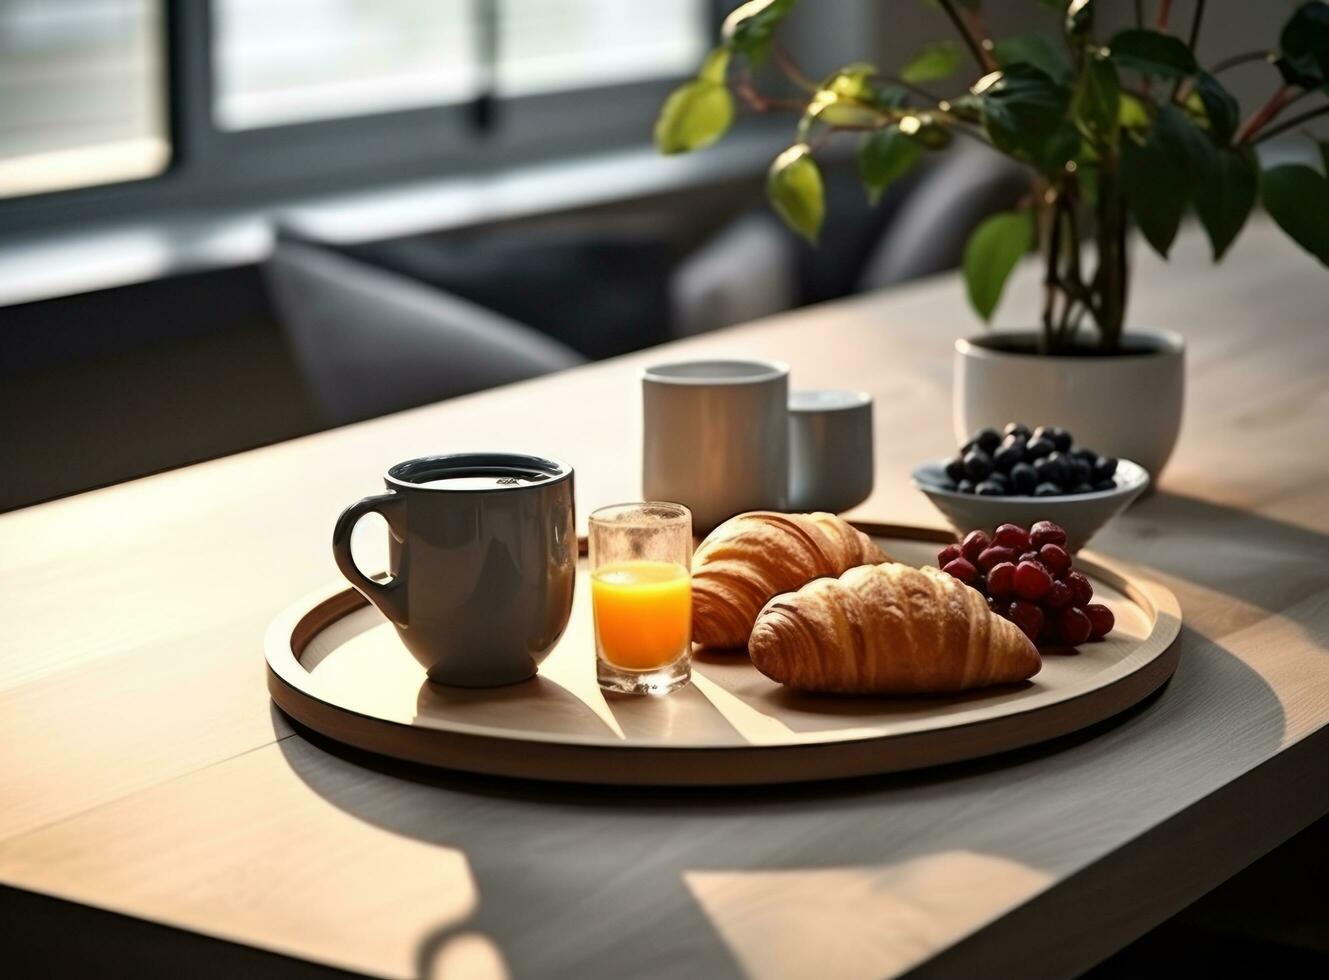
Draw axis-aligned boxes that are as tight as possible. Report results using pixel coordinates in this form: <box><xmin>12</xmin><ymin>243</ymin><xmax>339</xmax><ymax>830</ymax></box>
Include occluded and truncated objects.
<box><xmin>1156</xmin><ymin>0</ymin><xmax>1173</xmax><ymax>31</ymax></box>
<box><xmin>1186</xmin><ymin>0</ymin><xmax>1205</xmax><ymax>49</ymax></box>
<box><xmin>883</xmin><ymin>75</ymin><xmax>945</xmax><ymax>103</ymax></box>
<box><xmin>1133</xmin><ymin>0</ymin><xmax>1144</xmax><ymax>29</ymax></box>
<box><xmin>1208</xmin><ymin>50</ymin><xmax>1272</xmax><ymax>75</ymax></box>
<box><xmin>1171</xmin><ymin>0</ymin><xmax>1205</xmax><ymax>100</ymax></box>
<box><xmin>772</xmin><ymin>42</ymin><xmax>818</xmax><ymax>93</ymax></box>
<box><xmin>1235</xmin><ymin>84</ymin><xmax>1293</xmax><ymax>144</ymax></box>
<box><xmin>1092</xmin><ymin>163</ymin><xmax>1127</xmax><ymax>351</ymax></box>
<box><xmin>1041</xmin><ymin>194</ymin><xmax>1064</xmax><ymax>355</ymax></box>
<box><xmin>936</xmin><ymin>0</ymin><xmax>997</xmax><ymax>74</ymax></box>
<box><xmin>1252</xmin><ymin>103</ymin><xmax>1329</xmax><ymax>143</ymax></box>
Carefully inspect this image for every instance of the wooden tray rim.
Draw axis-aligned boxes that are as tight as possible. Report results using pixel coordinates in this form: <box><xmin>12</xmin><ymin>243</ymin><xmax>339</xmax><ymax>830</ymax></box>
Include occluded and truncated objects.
<box><xmin>265</xmin><ymin>522</ymin><xmax>1182</xmax><ymax>781</ymax></box>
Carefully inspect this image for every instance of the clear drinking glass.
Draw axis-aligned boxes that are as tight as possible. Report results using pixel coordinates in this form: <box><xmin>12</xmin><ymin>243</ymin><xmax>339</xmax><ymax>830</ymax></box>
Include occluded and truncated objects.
<box><xmin>588</xmin><ymin>502</ymin><xmax>693</xmax><ymax>695</ymax></box>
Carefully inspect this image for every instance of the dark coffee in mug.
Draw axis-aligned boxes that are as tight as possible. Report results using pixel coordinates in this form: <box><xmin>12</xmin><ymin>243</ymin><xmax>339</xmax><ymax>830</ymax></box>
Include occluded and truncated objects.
<box><xmin>333</xmin><ymin>453</ymin><xmax>576</xmax><ymax>687</ymax></box>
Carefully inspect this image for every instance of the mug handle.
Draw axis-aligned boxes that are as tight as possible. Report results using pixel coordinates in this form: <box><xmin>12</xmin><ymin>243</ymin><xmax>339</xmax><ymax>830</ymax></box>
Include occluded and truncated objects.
<box><xmin>332</xmin><ymin>492</ymin><xmax>408</xmax><ymax>626</ymax></box>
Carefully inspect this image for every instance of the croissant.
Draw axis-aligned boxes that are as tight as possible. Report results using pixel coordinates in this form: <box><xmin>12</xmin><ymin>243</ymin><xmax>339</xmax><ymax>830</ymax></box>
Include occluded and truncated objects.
<box><xmin>749</xmin><ymin>563</ymin><xmax>1040</xmax><ymax>694</ymax></box>
<box><xmin>691</xmin><ymin>511</ymin><xmax>890</xmax><ymax>649</ymax></box>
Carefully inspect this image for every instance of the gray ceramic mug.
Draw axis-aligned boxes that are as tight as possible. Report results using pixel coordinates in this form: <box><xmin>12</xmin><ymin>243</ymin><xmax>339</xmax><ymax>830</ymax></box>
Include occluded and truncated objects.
<box><xmin>642</xmin><ymin>359</ymin><xmax>790</xmax><ymax>533</ymax></box>
<box><xmin>332</xmin><ymin>453</ymin><xmax>576</xmax><ymax>687</ymax></box>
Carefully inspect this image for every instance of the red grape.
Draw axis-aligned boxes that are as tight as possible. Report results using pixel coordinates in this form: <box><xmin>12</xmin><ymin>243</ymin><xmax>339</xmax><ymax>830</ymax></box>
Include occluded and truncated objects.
<box><xmin>1058</xmin><ymin>606</ymin><xmax>1093</xmax><ymax>645</ymax></box>
<box><xmin>1030</xmin><ymin>520</ymin><xmax>1067</xmax><ymax>548</ymax></box>
<box><xmin>1043</xmin><ymin>580</ymin><xmax>1073</xmax><ymax>609</ymax></box>
<box><xmin>943</xmin><ymin>557</ymin><xmax>978</xmax><ymax>584</ymax></box>
<box><xmin>961</xmin><ymin>530</ymin><xmax>991</xmax><ymax>562</ymax></box>
<box><xmin>1066</xmin><ymin>570</ymin><xmax>1094</xmax><ymax>606</ymax></box>
<box><xmin>993</xmin><ymin>523</ymin><xmax>1031</xmax><ymax>551</ymax></box>
<box><xmin>1085</xmin><ymin>603</ymin><xmax>1115</xmax><ymax>639</ymax></box>
<box><xmin>937</xmin><ymin>543</ymin><xmax>963</xmax><ymax>567</ymax></box>
<box><xmin>1039</xmin><ymin>543</ymin><xmax>1071</xmax><ymax>575</ymax></box>
<box><xmin>1014</xmin><ymin>560</ymin><xmax>1053</xmax><ymax>600</ymax></box>
<box><xmin>1019</xmin><ymin>550</ymin><xmax>1041</xmax><ymax>565</ymax></box>
<box><xmin>1008</xmin><ymin>600</ymin><xmax>1044</xmax><ymax>642</ymax></box>
<box><xmin>987</xmin><ymin>595</ymin><xmax>1010</xmax><ymax>618</ymax></box>
<box><xmin>977</xmin><ymin>545</ymin><xmax>1017</xmax><ymax>571</ymax></box>
<box><xmin>986</xmin><ymin>561</ymin><xmax>1017</xmax><ymax>597</ymax></box>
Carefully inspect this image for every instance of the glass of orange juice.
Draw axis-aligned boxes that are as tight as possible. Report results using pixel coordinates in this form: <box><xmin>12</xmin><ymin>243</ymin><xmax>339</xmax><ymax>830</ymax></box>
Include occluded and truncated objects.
<box><xmin>588</xmin><ymin>502</ymin><xmax>692</xmax><ymax>695</ymax></box>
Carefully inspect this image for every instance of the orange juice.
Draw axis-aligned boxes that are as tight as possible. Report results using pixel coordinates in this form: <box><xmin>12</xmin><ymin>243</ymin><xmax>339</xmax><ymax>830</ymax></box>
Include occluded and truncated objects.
<box><xmin>591</xmin><ymin>560</ymin><xmax>691</xmax><ymax>670</ymax></box>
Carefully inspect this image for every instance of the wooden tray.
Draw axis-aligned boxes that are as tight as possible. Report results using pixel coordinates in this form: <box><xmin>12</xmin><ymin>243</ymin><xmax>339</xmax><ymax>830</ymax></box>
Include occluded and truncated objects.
<box><xmin>265</xmin><ymin>523</ymin><xmax>1181</xmax><ymax>785</ymax></box>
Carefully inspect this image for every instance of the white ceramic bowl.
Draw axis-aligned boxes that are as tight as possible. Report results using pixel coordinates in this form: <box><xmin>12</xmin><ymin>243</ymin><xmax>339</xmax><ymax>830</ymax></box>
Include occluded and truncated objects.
<box><xmin>911</xmin><ymin>458</ymin><xmax>1149</xmax><ymax>552</ymax></box>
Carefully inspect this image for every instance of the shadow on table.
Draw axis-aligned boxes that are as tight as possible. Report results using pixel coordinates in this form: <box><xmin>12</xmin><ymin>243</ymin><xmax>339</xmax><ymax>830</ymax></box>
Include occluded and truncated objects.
<box><xmin>272</xmin><ymin>614</ymin><xmax>1285</xmax><ymax>979</ymax></box>
<box><xmin>1108</xmin><ymin>490</ymin><xmax>1329</xmax><ymax>638</ymax></box>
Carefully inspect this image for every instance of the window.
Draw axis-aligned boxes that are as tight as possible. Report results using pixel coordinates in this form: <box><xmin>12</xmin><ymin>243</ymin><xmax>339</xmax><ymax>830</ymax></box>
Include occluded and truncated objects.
<box><xmin>212</xmin><ymin>0</ymin><xmax>482</xmax><ymax>130</ymax></box>
<box><xmin>497</xmin><ymin>0</ymin><xmax>708</xmax><ymax>97</ymax></box>
<box><xmin>0</xmin><ymin>0</ymin><xmax>169</xmax><ymax>199</ymax></box>
<box><xmin>213</xmin><ymin>0</ymin><xmax>708</xmax><ymax>130</ymax></box>
<box><xmin>0</xmin><ymin>0</ymin><xmax>712</xmax><ymax>217</ymax></box>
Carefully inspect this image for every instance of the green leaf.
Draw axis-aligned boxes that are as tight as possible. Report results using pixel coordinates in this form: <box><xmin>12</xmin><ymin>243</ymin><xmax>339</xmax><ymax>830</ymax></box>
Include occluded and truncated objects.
<box><xmin>1121</xmin><ymin>105</ymin><xmax>1218</xmax><ymax>257</ymax></box>
<box><xmin>1194</xmin><ymin>148</ymin><xmax>1257</xmax><ymax>259</ymax></box>
<box><xmin>902</xmin><ymin>114</ymin><xmax>954</xmax><ymax>150</ymax></box>
<box><xmin>963</xmin><ymin>211</ymin><xmax>1035</xmax><ymax>321</ymax></box>
<box><xmin>859</xmin><ymin>127</ymin><xmax>924</xmax><ymax>204</ymax></box>
<box><xmin>722</xmin><ymin>0</ymin><xmax>800</xmax><ymax>64</ymax></box>
<box><xmin>699</xmin><ymin>47</ymin><xmax>731</xmax><ymax>84</ymax></box>
<box><xmin>654</xmin><ymin>81</ymin><xmax>734</xmax><ymax>154</ymax></box>
<box><xmin>1108</xmin><ymin>28</ymin><xmax>1198</xmax><ymax>79</ymax></box>
<box><xmin>823</xmin><ymin>62</ymin><xmax>877</xmax><ymax>101</ymax></box>
<box><xmin>1118</xmin><ymin>91</ymin><xmax>1151</xmax><ymax>130</ymax></box>
<box><xmin>902</xmin><ymin>41</ymin><xmax>961</xmax><ymax>84</ymax></box>
<box><xmin>1066</xmin><ymin>0</ymin><xmax>1095</xmax><ymax>37</ymax></box>
<box><xmin>994</xmin><ymin>33</ymin><xmax>1074</xmax><ymax>84</ymax></box>
<box><xmin>804</xmin><ymin>89</ymin><xmax>882</xmax><ymax>128</ymax></box>
<box><xmin>979</xmin><ymin>64</ymin><xmax>1074</xmax><ymax>173</ymax></box>
<box><xmin>1193</xmin><ymin>72</ymin><xmax>1239</xmax><ymax>144</ymax></box>
<box><xmin>767</xmin><ymin>144</ymin><xmax>825</xmax><ymax>243</ymax></box>
<box><xmin>1319</xmin><ymin>140</ymin><xmax>1329</xmax><ymax>176</ymax></box>
<box><xmin>1262</xmin><ymin>164</ymin><xmax>1329</xmax><ymax>265</ymax></box>
<box><xmin>1155</xmin><ymin>101</ymin><xmax>1217</xmax><ymax>183</ymax></box>
<box><xmin>1072</xmin><ymin>56</ymin><xmax>1120</xmax><ymax>148</ymax></box>
<box><xmin>1280</xmin><ymin>1</ymin><xmax>1329</xmax><ymax>87</ymax></box>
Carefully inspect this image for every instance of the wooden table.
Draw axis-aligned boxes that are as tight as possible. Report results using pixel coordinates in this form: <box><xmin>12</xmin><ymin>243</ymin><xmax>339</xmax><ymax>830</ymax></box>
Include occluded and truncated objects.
<box><xmin>3</xmin><ymin>218</ymin><xmax>1328</xmax><ymax>979</ymax></box>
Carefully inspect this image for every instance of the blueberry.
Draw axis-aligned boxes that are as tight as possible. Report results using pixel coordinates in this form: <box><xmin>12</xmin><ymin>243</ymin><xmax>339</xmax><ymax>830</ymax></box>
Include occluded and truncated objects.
<box><xmin>1031</xmin><ymin>425</ymin><xmax>1053</xmax><ymax>444</ymax></box>
<box><xmin>1093</xmin><ymin>478</ymin><xmax>1117</xmax><ymax>492</ymax></box>
<box><xmin>1003</xmin><ymin>422</ymin><xmax>1031</xmax><ymax>440</ymax></box>
<box><xmin>975</xmin><ymin>480</ymin><xmax>1006</xmax><ymax>496</ymax></box>
<box><xmin>1092</xmin><ymin>456</ymin><xmax>1118</xmax><ymax>481</ymax></box>
<box><xmin>1070</xmin><ymin>457</ymin><xmax>1092</xmax><ymax>486</ymax></box>
<box><xmin>972</xmin><ymin>427</ymin><xmax>1002</xmax><ymax>453</ymax></box>
<box><xmin>963</xmin><ymin>449</ymin><xmax>993</xmax><ymax>480</ymax></box>
<box><xmin>1072</xmin><ymin>447</ymin><xmax>1098</xmax><ymax>463</ymax></box>
<box><xmin>1035</xmin><ymin>454</ymin><xmax>1066</xmax><ymax>486</ymax></box>
<box><xmin>1026</xmin><ymin>437</ymin><xmax>1055</xmax><ymax>460</ymax></box>
<box><xmin>944</xmin><ymin>455</ymin><xmax>967</xmax><ymax>483</ymax></box>
<box><xmin>1034</xmin><ymin>482</ymin><xmax>1062</xmax><ymax>497</ymax></box>
<box><xmin>1071</xmin><ymin>483</ymin><xmax>1095</xmax><ymax>494</ymax></box>
<box><xmin>1050</xmin><ymin>427</ymin><xmax>1073</xmax><ymax>452</ymax></box>
<box><xmin>1010</xmin><ymin>462</ymin><xmax>1038</xmax><ymax>494</ymax></box>
<box><xmin>993</xmin><ymin>443</ymin><xmax>1023</xmax><ymax>472</ymax></box>
<box><xmin>987</xmin><ymin>471</ymin><xmax>1010</xmax><ymax>491</ymax></box>
<box><xmin>957</xmin><ymin>479</ymin><xmax>976</xmax><ymax>494</ymax></box>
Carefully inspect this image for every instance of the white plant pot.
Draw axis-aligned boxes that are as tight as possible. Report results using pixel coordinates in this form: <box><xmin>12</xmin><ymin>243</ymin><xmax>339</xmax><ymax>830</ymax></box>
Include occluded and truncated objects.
<box><xmin>954</xmin><ymin>329</ymin><xmax>1185</xmax><ymax>479</ymax></box>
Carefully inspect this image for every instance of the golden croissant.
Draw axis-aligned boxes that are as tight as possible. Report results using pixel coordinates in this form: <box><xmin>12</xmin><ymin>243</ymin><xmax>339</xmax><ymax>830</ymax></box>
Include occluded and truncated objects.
<box><xmin>749</xmin><ymin>563</ymin><xmax>1041</xmax><ymax>694</ymax></box>
<box><xmin>691</xmin><ymin>511</ymin><xmax>889</xmax><ymax>649</ymax></box>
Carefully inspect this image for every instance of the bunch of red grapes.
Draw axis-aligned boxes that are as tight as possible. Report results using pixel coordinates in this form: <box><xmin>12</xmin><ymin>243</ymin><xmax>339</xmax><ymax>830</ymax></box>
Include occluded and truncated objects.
<box><xmin>937</xmin><ymin>520</ymin><xmax>1114</xmax><ymax>647</ymax></box>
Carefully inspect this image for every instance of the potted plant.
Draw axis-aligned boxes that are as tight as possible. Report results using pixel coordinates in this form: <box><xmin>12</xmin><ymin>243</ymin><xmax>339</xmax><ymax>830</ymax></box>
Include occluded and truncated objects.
<box><xmin>654</xmin><ymin>0</ymin><xmax>1329</xmax><ymax>477</ymax></box>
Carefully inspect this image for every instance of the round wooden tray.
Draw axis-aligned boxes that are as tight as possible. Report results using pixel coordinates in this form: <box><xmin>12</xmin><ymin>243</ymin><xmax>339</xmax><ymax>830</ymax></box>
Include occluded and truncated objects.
<box><xmin>266</xmin><ymin>523</ymin><xmax>1181</xmax><ymax>785</ymax></box>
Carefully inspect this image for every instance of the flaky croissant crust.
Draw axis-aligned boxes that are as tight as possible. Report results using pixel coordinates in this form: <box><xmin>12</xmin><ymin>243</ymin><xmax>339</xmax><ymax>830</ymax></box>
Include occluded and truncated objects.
<box><xmin>691</xmin><ymin>511</ymin><xmax>889</xmax><ymax>649</ymax></box>
<box><xmin>749</xmin><ymin>563</ymin><xmax>1041</xmax><ymax>694</ymax></box>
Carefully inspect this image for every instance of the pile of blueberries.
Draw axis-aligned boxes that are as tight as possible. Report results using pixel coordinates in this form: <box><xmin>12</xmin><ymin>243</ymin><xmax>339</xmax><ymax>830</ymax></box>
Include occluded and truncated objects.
<box><xmin>944</xmin><ymin>423</ymin><xmax>1119</xmax><ymax>497</ymax></box>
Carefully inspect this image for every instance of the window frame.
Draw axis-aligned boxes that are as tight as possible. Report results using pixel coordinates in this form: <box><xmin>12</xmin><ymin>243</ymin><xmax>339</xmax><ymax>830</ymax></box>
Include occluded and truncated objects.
<box><xmin>0</xmin><ymin>0</ymin><xmax>725</xmax><ymax>236</ymax></box>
